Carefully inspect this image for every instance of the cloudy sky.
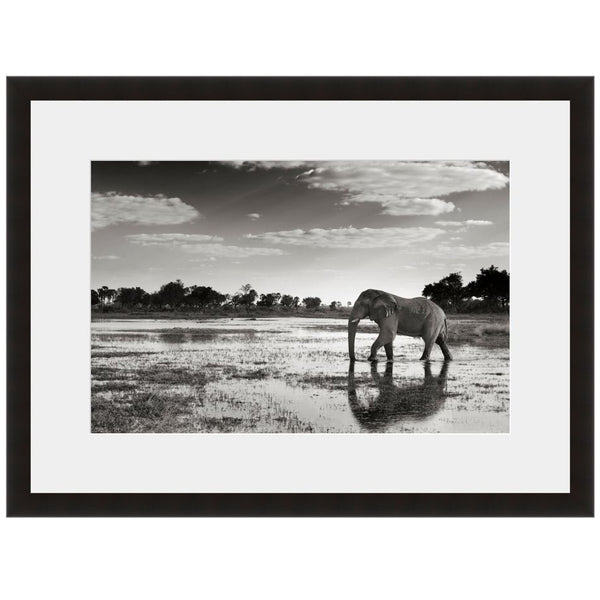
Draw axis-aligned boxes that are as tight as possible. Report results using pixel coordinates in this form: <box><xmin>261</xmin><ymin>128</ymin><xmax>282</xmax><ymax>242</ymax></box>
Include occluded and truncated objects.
<box><xmin>91</xmin><ymin>160</ymin><xmax>509</xmax><ymax>304</ymax></box>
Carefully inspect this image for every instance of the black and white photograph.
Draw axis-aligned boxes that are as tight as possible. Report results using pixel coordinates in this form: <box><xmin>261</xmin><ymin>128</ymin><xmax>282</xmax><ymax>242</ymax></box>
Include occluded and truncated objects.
<box><xmin>91</xmin><ymin>160</ymin><xmax>510</xmax><ymax>434</ymax></box>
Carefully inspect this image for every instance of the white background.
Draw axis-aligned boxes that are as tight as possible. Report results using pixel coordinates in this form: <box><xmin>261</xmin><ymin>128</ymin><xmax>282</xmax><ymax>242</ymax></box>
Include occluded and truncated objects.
<box><xmin>1</xmin><ymin>2</ymin><xmax>597</xmax><ymax>599</ymax></box>
<box><xmin>31</xmin><ymin>100</ymin><xmax>569</xmax><ymax>493</ymax></box>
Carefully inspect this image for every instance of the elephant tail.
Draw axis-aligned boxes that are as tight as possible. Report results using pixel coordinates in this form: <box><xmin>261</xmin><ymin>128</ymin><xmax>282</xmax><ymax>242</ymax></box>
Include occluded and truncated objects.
<box><xmin>444</xmin><ymin>317</ymin><xmax>448</xmax><ymax>340</ymax></box>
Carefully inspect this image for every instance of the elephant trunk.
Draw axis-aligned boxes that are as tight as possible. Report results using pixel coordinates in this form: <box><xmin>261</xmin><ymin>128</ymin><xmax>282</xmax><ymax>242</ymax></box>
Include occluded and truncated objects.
<box><xmin>348</xmin><ymin>320</ymin><xmax>359</xmax><ymax>361</ymax></box>
<box><xmin>348</xmin><ymin>308</ymin><xmax>362</xmax><ymax>361</ymax></box>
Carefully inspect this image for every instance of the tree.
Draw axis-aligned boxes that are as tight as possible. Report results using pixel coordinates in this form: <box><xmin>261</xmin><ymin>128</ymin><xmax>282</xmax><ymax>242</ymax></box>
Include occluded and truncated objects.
<box><xmin>186</xmin><ymin>285</ymin><xmax>226</xmax><ymax>309</ymax></box>
<box><xmin>238</xmin><ymin>288</ymin><xmax>258</xmax><ymax>310</ymax></box>
<box><xmin>466</xmin><ymin>265</ymin><xmax>509</xmax><ymax>309</ymax></box>
<box><xmin>116</xmin><ymin>287</ymin><xmax>148</xmax><ymax>307</ymax></box>
<box><xmin>158</xmin><ymin>280</ymin><xmax>187</xmax><ymax>307</ymax></box>
<box><xmin>280</xmin><ymin>294</ymin><xmax>294</xmax><ymax>309</ymax></box>
<box><xmin>280</xmin><ymin>294</ymin><xmax>301</xmax><ymax>311</ymax></box>
<box><xmin>302</xmin><ymin>297</ymin><xmax>322</xmax><ymax>310</ymax></box>
<box><xmin>148</xmin><ymin>292</ymin><xmax>162</xmax><ymax>307</ymax></box>
<box><xmin>229</xmin><ymin>293</ymin><xmax>243</xmax><ymax>309</ymax></box>
<box><xmin>329</xmin><ymin>300</ymin><xmax>342</xmax><ymax>311</ymax></box>
<box><xmin>422</xmin><ymin>272</ymin><xmax>465</xmax><ymax>312</ymax></box>
<box><xmin>97</xmin><ymin>286</ymin><xmax>116</xmax><ymax>305</ymax></box>
<box><xmin>257</xmin><ymin>292</ymin><xmax>281</xmax><ymax>307</ymax></box>
<box><xmin>91</xmin><ymin>289</ymin><xmax>100</xmax><ymax>306</ymax></box>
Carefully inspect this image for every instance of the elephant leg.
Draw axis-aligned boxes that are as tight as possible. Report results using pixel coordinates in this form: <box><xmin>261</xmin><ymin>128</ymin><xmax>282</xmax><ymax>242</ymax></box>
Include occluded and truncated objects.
<box><xmin>436</xmin><ymin>335</ymin><xmax>453</xmax><ymax>361</ymax></box>
<box><xmin>368</xmin><ymin>329</ymin><xmax>395</xmax><ymax>361</ymax></box>
<box><xmin>384</xmin><ymin>342</ymin><xmax>394</xmax><ymax>362</ymax></box>
<box><xmin>420</xmin><ymin>335</ymin><xmax>435</xmax><ymax>361</ymax></box>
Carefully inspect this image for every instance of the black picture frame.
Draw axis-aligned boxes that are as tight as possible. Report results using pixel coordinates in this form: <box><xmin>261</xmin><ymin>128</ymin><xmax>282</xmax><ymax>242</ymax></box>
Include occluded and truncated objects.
<box><xmin>6</xmin><ymin>76</ymin><xmax>594</xmax><ymax>517</ymax></box>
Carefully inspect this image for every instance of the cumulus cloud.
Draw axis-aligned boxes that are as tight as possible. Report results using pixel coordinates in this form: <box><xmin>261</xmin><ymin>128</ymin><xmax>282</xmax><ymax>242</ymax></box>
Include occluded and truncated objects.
<box><xmin>92</xmin><ymin>192</ymin><xmax>200</xmax><ymax>230</ymax></box>
<box><xmin>126</xmin><ymin>232</ymin><xmax>284</xmax><ymax>258</ymax></box>
<box><xmin>435</xmin><ymin>219</ymin><xmax>494</xmax><ymax>231</ymax></box>
<box><xmin>245</xmin><ymin>226</ymin><xmax>444</xmax><ymax>249</ymax></box>
<box><xmin>297</xmin><ymin>161</ymin><xmax>508</xmax><ymax>197</ymax></box>
<box><xmin>246</xmin><ymin>213</ymin><xmax>261</xmax><ymax>220</ymax></box>
<box><xmin>435</xmin><ymin>221</ymin><xmax>467</xmax><ymax>227</ymax></box>
<box><xmin>464</xmin><ymin>220</ymin><xmax>493</xmax><ymax>226</ymax></box>
<box><xmin>222</xmin><ymin>160</ymin><xmax>507</xmax><ymax>217</ymax></box>
<box><xmin>226</xmin><ymin>160</ymin><xmax>310</xmax><ymax>171</ymax></box>
<box><xmin>126</xmin><ymin>233</ymin><xmax>223</xmax><ymax>246</ymax></box>
<box><xmin>376</xmin><ymin>197</ymin><xmax>455</xmax><ymax>216</ymax></box>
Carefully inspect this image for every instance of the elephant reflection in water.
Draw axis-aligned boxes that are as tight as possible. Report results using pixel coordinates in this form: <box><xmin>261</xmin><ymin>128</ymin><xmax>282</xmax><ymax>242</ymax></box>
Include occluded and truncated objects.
<box><xmin>348</xmin><ymin>361</ymin><xmax>450</xmax><ymax>431</ymax></box>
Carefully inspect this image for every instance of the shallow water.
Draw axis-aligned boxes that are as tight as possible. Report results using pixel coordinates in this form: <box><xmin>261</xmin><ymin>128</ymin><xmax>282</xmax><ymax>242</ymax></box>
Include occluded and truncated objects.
<box><xmin>91</xmin><ymin>317</ymin><xmax>509</xmax><ymax>433</ymax></box>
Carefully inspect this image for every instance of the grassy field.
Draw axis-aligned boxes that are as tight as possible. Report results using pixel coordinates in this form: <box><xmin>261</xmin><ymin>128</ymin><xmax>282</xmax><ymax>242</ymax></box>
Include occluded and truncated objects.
<box><xmin>446</xmin><ymin>314</ymin><xmax>509</xmax><ymax>346</ymax></box>
<box><xmin>91</xmin><ymin>314</ymin><xmax>509</xmax><ymax>433</ymax></box>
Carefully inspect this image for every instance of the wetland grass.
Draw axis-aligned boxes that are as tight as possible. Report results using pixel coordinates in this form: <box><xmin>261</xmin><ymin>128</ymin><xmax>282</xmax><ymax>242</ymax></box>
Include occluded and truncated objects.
<box><xmin>91</xmin><ymin>315</ymin><xmax>509</xmax><ymax>433</ymax></box>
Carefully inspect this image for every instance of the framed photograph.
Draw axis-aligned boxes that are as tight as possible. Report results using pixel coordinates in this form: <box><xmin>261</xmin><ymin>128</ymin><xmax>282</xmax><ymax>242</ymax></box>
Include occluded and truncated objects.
<box><xmin>7</xmin><ymin>77</ymin><xmax>593</xmax><ymax>516</ymax></box>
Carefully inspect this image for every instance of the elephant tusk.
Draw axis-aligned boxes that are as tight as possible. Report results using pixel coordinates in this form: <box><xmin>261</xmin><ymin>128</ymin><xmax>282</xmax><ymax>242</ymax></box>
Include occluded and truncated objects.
<box><xmin>350</xmin><ymin>318</ymin><xmax>360</xmax><ymax>323</ymax></box>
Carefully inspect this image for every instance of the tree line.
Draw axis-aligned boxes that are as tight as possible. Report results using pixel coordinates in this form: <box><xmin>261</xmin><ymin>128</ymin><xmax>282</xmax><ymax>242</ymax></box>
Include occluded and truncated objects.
<box><xmin>92</xmin><ymin>265</ymin><xmax>509</xmax><ymax>313</ymax></box>
<box><xmin>92</xmin><ymin>280</ymin><xmax>331</xmax><ymax>312</ymax></box>
<box><xmin>421</xmin><ymin>265</ymin><xmax>509</xmax><ymax>312</ymax></box>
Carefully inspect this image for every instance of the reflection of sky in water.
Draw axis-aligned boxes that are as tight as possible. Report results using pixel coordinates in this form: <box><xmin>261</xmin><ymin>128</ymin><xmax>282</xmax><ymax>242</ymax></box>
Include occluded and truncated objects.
<box><xmin>92</xmin><ymin>317</ymin><xmax>509</xmax><ymax>433</ymax></box>
<box><xmin>92</xmin><ymin>317</ymin><xmax>353</xmax><ymax>333</ymax></box>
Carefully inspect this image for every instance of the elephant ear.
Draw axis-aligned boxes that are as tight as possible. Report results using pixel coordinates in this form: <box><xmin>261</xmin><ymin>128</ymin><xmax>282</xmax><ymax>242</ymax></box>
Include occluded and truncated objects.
<box><xmin>370</xmin><ymin>293</ymin><xmax>398</xmax><ymax>321</ymax></box>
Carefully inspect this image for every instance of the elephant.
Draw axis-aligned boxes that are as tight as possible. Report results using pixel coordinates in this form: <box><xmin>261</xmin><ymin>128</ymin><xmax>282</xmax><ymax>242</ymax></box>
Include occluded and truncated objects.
<box><xmin>348</xmin><ymin>289</ymin><xmax>452</xmax><ymax>362</ymax></box>
<box><xmin>347</xmin><ymin>360</ymin><xmax>449</xmax><ymax>431</ymax></box>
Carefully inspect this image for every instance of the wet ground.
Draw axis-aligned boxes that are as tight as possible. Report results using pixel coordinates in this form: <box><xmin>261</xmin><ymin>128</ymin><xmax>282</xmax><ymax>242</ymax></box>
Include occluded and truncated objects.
<box><xmin>91</xmin><ymin>317</ymin><xmax>509</xmax><ymax>433</ymax></box>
